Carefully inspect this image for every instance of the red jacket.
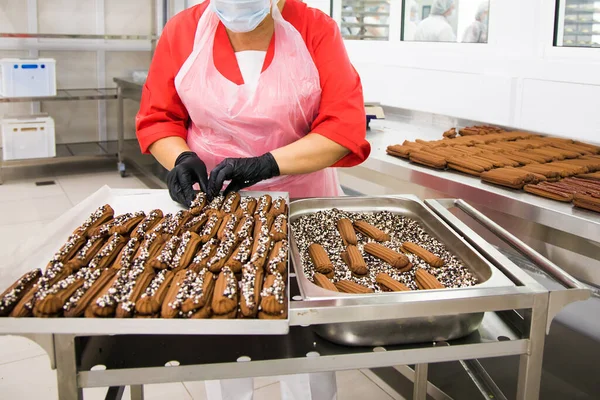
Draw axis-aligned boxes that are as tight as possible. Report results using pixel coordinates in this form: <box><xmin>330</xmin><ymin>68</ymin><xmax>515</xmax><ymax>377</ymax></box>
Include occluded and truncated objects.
<box><xmin>136</xmin><ymin>0</ymin><xmax>370</xmax><ymax>167</ymax></box>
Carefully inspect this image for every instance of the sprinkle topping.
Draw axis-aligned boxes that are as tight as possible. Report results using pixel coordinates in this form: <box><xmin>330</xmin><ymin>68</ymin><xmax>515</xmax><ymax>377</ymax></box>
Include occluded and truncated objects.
<box><xmin>170</xmin><ymin>231</ymin><xmax>193</xmax><ymax>269</ymax></box>
<box><xmin>192</xmin><ymin>239</ymin><xmax>218</xmax><ymax>265</ymax></box>
<box><xmin>187</xmin><ymin>268</ymin><xmax>209</xmax><ymax>304</ymax></box>
<box><xmin>0</xmin><ymin>270</ymin><xmax>40</xmax><ymax>311</ymax></box>
<box><xmin>237</xmin><ymin>197</ymin><xmax>254</xmax><ymax>215</ymax></box>
<box><xmin>241</xmin><ymin>263</ymin><xmax>259</xmax><ymax>309</ymax></box>
<box><xmin>201</xmin><ymin>214</ymin><xmax>220</xmax><ymax>238</ymax></box>
<box><xmin>135</xmin><ymin>210</ymin><xmax>162</xmax><ymax>236</ymax></box>
<box><xmin>185</xmin><ymin>213</ymin><xmax>207</xmax><ymax>229</ymax></box>
<box><xmin>235</xmin><ymin>216</ymin><xmax>254</xmax><ymax>239</ymax></box>
<box><xmin>261</xmin><ymin>272</ymin><xmax>285</xmax><ymax>304</ymax></box>
<box><xmin>222</xmin><ymin>193</ymin><xmax>238</xmax><ymax>213</ymax></box>
<box><xmin>267</xmin><ymin>240</ymin><xmax>288</xmax><ymax>274</ymax></box>
<box><xmin>88</xmin><ymin>233</ymin><xmax>122</xmax><ymax>269</ymax></box>
<box><xmin>206</xmin><ymin>195</ymin><xmax>224</xmax><ymax>210</ymax></box>
<box><xmin>51</xmin><ymin>234</ymin><xmax>83</xmax><ymax>263</ymax></box>
<box><xmin>156</xmin><ymin>236</ymin><xmax>181</xmax><ymax>265</ymax></box>
<box><xmin>233</xmin><ymin>237</ymin><xmax>253</xmax><ymax>263</ymax></box>
<box><xmin>141</xmin><ymin>270</ymin><xmax>168</xmax><ymax>299</ymax></box>
<box><xmin>190</xmin><ymin>192</ymin><xmax>207</xmax><ymax>210</ymax></box>
<box><xmin>167</xmin><ymin>270</ymin><xmax>197</xmax><ymax>310</ymax></box>
<box><xmin>78</xmin><ymin>205</ymin><xmax>109</xmax><ymax>231</ymax></box>
<box><xmin>220</xmin><ymin>267</ymin><xmax>237</xmax><ymax>299</ymax></box>
<box><xmin>207</xmin><ymin>235</ymin><xmax>236</xmax><ymax>269</ymax></box>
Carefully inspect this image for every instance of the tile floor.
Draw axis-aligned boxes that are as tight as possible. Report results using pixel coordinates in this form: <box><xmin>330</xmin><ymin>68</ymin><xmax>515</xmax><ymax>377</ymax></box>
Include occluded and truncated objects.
<box><xmin>0</xmin><ymin>168</ymin><xmax>398</xmax><ymax>399</ymax></box>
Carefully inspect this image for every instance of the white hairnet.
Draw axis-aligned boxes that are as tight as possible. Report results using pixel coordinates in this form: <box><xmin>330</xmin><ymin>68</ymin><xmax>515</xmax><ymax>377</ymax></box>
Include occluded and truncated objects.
<box><xmin>409</xmin><ymin>0</ymin><xmax>418</xmax><ymax>13</ymax></box>
<box><xmin>430</xmin><ymin>0</ymin><xmax>455</xmax><ymax>15</ymax></box>
<box><xmin>476</xmin><ymin>2</ymin><xmax>489</xmax><ymax>21</ymax></box>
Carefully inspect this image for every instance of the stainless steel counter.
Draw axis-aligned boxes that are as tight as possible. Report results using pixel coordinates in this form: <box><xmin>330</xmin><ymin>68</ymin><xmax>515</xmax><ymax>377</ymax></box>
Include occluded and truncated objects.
<box><xmin>341</xmin><ymin>115</ymin><xmax>600</xmax><ymax>292</ymax></box>
<box><xmin>335</xmin><ymin>113</ymin><xmax>600</xmax><ymax>400</ymax></box>
<box><xmin>361</xmin><ymin>118</ymin><xmax>600</xmax><ymax>241</ymax></box>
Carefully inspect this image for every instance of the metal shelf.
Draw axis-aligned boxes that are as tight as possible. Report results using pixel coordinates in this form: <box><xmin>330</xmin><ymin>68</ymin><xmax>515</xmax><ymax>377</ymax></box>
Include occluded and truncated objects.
<box><xmin>341</xmin><ymin>22</ymin><xmax>389</xmax><ymax>28</ymax></box>
<box><xmin>564</xmin><ymin>42</ymin><xmax>600</xmax><ymax>47</ymax></box>
<box><xmin>341</xmin><ymin>11</ymin><xmax>389</xmax><ymax>17</ymax></box>
<box><xmin>564</xmin><ymin>30</ymin><xmax>600</xmax><ymax>35</ymax></box>
<box><xmin>0</xmin><ymin>141</ymin><xmax>119</xmax><ymax>166</ymax></box>
<box><xmin>0</xmin><ymin>140</ymin><xmax>139</xmax><ymax>184</ymax></box>
<box><xmin>564</xmin><ymin>8</ymin><xmax>600</xmax><ymax>14</ymax></box>
<box><xmin>0</xmin><ymin>32</ymin><xmax>157</xmax><ymax>40</ymax></box>
<box><xmin>343</xmin><ymin>35</ymin><xmax>389</xmax><ymax>40</ymax></box>
<box><xmin>0</xmin><ymin>88</ymin><xmax>118</xmax><ymax>103</ymax></box>
<box><xmin>342</xmin><ymin>0</ymin><xmax>391</xmax><ymax>5</ymax></box>
<box><xmin>0</xmin><ymin>1</ymin><xmax>160</xmax><ymax>186</ymax></box>
<box><xmin>563</xmin><ymin>18</ymin><xmax>600</xmax><ymax>24</ymax></box>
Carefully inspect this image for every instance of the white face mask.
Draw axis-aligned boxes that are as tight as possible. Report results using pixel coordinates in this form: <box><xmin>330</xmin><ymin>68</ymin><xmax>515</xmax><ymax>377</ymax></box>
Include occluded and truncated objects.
<box><xmin>211</xmin><ymin>0</ymin><xmax>271</xmax><ymax>33</ymax></box>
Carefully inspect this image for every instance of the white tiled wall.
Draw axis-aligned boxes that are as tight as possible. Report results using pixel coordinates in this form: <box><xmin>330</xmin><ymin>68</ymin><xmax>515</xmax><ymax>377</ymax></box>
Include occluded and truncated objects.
<box><xmin>0</xmin><ymin>0</ymin><xmax>153</xmax><ymax>146</ymax></box>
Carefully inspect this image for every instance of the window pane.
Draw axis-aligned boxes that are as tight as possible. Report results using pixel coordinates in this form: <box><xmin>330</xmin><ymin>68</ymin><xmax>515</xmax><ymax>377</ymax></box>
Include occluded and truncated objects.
<box><xmin>403</xmin><ymin>0</ymin><xmax>490</xmax><ymax>43</ymax></box>
<box><xmin>555</xmin><ymin>1</ymin><xmax>600</xmax><ymax>48</ymax></box>
<box><xmin>341</xmin><ymin>0</ymin><xmax>390</xmax><ymax>41</ymax></box>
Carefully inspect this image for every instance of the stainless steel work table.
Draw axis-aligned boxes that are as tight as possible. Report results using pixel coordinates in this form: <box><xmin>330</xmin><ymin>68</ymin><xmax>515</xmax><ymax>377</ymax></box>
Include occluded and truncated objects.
<box><xmin>361</xmin><ymin>119</ymin><xmax>600</xmax><ymax>241</ymax></box>
<box><xmin>0</xmin><ymin>191</ymin><xmax>589</xmax><ymax>400</ymax></box>
<box><xmin>352</xmin><ymin>117</ymin><xmax>600</xmax><ymax>292</ymax></box>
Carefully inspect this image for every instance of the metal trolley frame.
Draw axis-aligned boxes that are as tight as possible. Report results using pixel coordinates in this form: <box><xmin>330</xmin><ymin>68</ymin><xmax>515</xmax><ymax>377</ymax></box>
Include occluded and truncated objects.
<box><xmin>0</xmin><ymin>198</ymin><xmax>590</xmax><ymax>400</ymax></box>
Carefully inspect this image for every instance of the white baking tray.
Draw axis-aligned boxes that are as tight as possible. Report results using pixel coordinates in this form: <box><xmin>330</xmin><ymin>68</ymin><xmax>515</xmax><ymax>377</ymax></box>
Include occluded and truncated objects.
<box><xmin>0</xmin><ymin>186</ymin><xmax>290</xmax><ymax>335</ymax></box>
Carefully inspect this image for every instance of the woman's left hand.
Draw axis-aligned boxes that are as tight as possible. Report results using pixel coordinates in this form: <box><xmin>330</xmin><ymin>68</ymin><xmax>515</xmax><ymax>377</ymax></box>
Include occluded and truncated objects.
<box><xmin>207</xmin><ymin>153</ymin><xmax>280</xmax><ymax>197</ymax></box>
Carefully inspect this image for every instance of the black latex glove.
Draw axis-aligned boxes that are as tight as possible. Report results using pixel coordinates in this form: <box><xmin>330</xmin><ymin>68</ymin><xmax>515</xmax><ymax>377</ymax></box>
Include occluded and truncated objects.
<box><xmin>207</xmin><ymin>153</ymin><xmax>280</xmax><ymax>198</ymax></box>
<box><xmin>166</xmin><ymin>151</ymin><xmax>209</xmax><ymax>207</ymax></box>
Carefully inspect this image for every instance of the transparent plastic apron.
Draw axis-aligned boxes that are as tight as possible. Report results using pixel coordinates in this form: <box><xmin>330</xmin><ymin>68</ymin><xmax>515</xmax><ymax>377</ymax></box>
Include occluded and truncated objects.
<box><xmin>174</xmin><ymin>1</ymin><xmax>342</xmax><ymax>198</ymax></box>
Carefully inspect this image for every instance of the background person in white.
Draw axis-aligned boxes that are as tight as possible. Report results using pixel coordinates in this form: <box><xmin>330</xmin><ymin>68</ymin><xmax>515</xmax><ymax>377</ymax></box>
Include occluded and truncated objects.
<box><xmin>414</xmin><ymin>0</ymin><xmax>456</xmax><ymax>42</ymax></box>
<box><xmin>404</xmin><ymin>0</ymin><xmax>419</xmax><ymax>41</ymax></box>
<box><xmin>462</xmin><ymin>1</ymin><xmax>489</xmax><ymax>43</ymax></box>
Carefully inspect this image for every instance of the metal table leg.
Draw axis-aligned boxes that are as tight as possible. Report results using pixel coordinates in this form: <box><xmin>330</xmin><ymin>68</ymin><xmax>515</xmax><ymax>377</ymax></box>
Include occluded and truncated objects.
<box><xmin>459</xmin><ymin>360</ymin><xmax>507</xmax><ymax>400</ymax></box>
<box><xmin>22</xmin><ymin>333</ymin><xmax>57</xmax><ymax>370</ymax></box>
<box><xmin>390</xmin><ymin>365</ymin><xmax>452</xmax><ymax>400</ymax></box>
<box><xmin>413</xmin><ymin>364</ymin><xmax>429</xmax><ymax>400</ymax></box>
<box><xmin>130</xmin><ymin>384</ymin><xmax>144</xmax><ymax>400</ymax></box>
<box><xmin>104</xmin><ymin>386</ymin><xmax>126</xmax><ymax>400</ymax></box>
<box><xmin>516</xmin><ymin>294</ymin><xmax>548</xmax><ymax>400</ymax></box>
<box><xmin>117</xmin><ymin>86</ymin><xmax>126</xmax><ymax>177</ymax></box>
<box><xmin>55</xmin><ymin>334</ymin><xmax>83</xmax><ymax>400</ymax></box>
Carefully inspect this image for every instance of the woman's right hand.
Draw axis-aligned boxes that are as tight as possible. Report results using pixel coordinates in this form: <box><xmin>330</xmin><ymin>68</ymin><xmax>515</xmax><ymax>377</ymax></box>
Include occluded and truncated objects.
<box><xmin>167</xmin><ymin>151</ymin><xmax>209</xmax><ymax>206</ymax></box>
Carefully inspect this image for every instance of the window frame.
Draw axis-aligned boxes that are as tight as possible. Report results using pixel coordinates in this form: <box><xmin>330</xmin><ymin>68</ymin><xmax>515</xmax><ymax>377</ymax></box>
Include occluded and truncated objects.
<box><xmin>546</xmin><ymin>0</ymin><xmax>600</xmax><ymax>60</ymax></box>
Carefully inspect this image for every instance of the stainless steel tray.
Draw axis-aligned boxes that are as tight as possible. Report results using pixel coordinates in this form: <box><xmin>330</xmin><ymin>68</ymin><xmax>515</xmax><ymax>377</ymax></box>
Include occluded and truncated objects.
<box><xmin>0</xmin><ymin>188</ymin><xmax>291</xmax><ymax>336</ymax></box>
<box><xmin>289</xmin><ymin>195</ymin><xmax>514</xmax><ymax>346</ymax></box>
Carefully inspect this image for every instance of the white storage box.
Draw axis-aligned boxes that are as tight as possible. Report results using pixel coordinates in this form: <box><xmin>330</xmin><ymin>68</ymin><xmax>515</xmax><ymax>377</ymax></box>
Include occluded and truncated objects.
<box><xmin>0</xmin><ymin>58</ymin><xmax>57</xmax><ymax>98</ymax></box>
<box><xmin>1</xmin><ymin>115</ymin><xmax>56</xmax><ymax>160</ymax></box>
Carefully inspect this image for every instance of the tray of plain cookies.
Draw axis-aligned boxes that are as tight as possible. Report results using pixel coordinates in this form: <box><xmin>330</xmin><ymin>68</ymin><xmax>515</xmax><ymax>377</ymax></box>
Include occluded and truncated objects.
<box><xmin>0</xmin><ymin>187</ymin><xmax>290</xmax><ymax>335</ymax></box>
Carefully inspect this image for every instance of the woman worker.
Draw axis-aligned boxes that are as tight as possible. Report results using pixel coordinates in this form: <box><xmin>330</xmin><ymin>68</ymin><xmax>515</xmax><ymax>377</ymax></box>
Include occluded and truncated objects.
<box><xmin>136</xmin><ymin>0</ymin><xmax>371</xmax><ymax>205</ymax></box>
